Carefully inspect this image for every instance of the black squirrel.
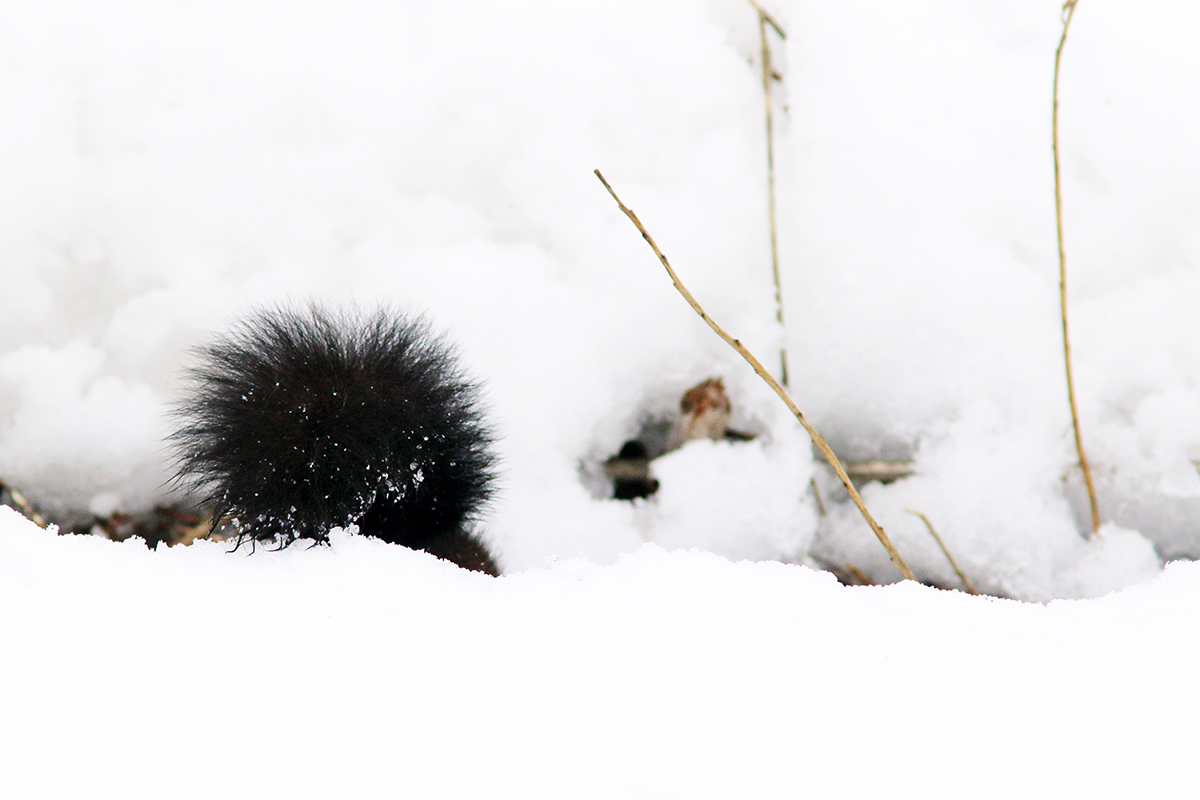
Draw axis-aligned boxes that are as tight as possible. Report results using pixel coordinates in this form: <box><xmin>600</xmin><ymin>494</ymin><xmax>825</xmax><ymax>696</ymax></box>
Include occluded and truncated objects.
<box><xmin>171</xmin><ymin>304</ymin><xmax>498</xmax><ymax>574</ymax></box>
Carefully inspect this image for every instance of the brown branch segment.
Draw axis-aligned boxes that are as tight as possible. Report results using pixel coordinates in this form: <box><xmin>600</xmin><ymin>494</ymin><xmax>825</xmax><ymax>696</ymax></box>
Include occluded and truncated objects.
<box><xmin>746</xmin><ymin>0</ymin><xmax>789</xmax><ymax>387</ymax></box>
<box><xmin>905</xmin><ymin>508</ymin><xmax>978</xmax><ymax>595</ymax></box>
<box><xmin>595</xmin><ymin>169</ymin><xmax>916</xmax><ymax>581</ymax></box>
<box><xmin>1053</xmin><ymin>0</ymin><xmax>1101</xmax><ymax>537</ymax></box>
<box><xmin>0</xmin><ymin>478</ymin><xmax>47</xmax><ymax>528</ymax></box>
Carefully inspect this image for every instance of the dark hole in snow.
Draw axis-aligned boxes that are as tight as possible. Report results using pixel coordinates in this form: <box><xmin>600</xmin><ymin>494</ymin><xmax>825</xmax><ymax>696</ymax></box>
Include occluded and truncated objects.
<box><xmin>599</xmin><ymin>377</ymin><xmax>759</xmax><ymax>502</ymax></box>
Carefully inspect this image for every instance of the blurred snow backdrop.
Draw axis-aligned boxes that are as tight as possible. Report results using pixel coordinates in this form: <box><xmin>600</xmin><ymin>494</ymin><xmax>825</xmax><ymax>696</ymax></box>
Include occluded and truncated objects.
<box><xmin>3</xmin><ymin>0</ymin><xmax>1200</xmax><ymax>793</ymax></box>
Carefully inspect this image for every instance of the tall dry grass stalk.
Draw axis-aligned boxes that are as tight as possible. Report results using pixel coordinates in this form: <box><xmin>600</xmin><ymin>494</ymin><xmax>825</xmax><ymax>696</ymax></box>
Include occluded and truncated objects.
<box><xmin>595</xmin><ymin>169</ymin><xmax>916</xmax><ymax>581</ymax></box>
<box><xmin>746</xmin><ymin>0</ymin><xmax>789</xmax><ymax>387</ymax></box>
<box><xmin>1053</xmin><ymin>0</ymin><xmax>1101</xmax><ymax>537</ymax></box>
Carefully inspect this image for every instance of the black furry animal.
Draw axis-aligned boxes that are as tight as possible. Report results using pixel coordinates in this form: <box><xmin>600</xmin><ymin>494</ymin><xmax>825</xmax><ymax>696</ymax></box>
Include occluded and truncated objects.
<box><xmin>171</xmin><ymin>304</ymin><xmax>498</xmax><ymax>574</ymax></box>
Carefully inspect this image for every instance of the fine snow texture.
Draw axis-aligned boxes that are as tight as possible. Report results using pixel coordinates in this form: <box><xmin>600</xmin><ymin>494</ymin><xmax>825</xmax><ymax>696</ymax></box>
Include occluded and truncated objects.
<box><xmin>0</xmin><ymin>508</ymin><xmax>1196</xmax><ymax>798</ymax></box>
<box><xmin>0</xmin><ymin>1</ymin><xmax>1197</xmax><ymax>598</ymax></box>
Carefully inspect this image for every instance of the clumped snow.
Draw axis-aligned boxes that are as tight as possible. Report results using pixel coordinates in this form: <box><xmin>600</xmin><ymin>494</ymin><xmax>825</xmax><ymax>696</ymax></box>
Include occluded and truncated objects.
<box><xmin>0</xmin><ymin>0</ymin><xmax>1199</xmax><ymax>790</ymax></box>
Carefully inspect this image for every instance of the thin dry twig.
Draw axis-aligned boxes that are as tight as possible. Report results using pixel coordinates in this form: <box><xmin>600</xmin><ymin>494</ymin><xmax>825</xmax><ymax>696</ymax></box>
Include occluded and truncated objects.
<box><xmin>844</xmin><ymin>460</ymin><xmax>914</xmax><ymax>484</ymax></box>
<box><xmin>808</xmin><ymin>475</ymin><xmax>826</xmax><ymax>516</ymax></box>
<box><xmin>1053</xmin><ymin>0</ymin><xmax>1100</xmax><ymax>537</ymax></box>
<box><xmin>746</xmin><ymin>0</ymin><xmax>789</xmax><ymax>387</ymax></box>
<box><xmin>596</xmin><ymin>169</ymin><xmax>916</xmax><ymax>581</ymax></box>
<box><xmin>845</xmin><ymin>563</ymin><xmax>872</xmax><ymax>586</ymax></box>
<box><xmin>0</xmin><ymin>478</ymin><xmax>47</xmax><ymax>528</ymax></box>
<box><xmin>746</xmin><ymin>0</ymin><xmax>785</xmax><ymax>39</ymax></box>
<box><xmin>904</xmin><ymin>508</ymin><xmax>978</xmax><ymax>595</ymax></box>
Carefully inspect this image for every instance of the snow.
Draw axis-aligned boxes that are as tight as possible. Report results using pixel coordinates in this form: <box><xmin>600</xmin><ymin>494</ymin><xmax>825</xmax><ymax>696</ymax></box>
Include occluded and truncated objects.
<box><xmin>640</xmin><ymin>434</ymin><xmax>815</xmax><ymax>561</ymax></box>
<box><xmin>1</xmin><ymin>507</ymin><xmax>1197</xmax><ymax>797</ymax></box>
<box><xmin>1</xmin><ymin>0</ymin><xmax>1199</xmax><ymax>792</ymax></box>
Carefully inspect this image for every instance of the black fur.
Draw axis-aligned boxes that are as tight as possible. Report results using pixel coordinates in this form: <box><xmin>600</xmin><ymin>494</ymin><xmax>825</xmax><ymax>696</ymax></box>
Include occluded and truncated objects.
<box><xmin>171</xmin><ymin>304</ymin><xmax>497</xmax><ymax>572</ymax></box>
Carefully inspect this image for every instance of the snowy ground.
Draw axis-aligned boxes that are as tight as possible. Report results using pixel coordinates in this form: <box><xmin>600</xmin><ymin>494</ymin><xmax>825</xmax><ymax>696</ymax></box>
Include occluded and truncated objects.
<box><xmin>2</xmin><ymin>0</ymin><xmax>1199</xmax><ymax>793</ymax></box>
<box><xmin>2</xmin><ymin>507</ymin><xmax>1198</xmax><ymax>798</ymax></box>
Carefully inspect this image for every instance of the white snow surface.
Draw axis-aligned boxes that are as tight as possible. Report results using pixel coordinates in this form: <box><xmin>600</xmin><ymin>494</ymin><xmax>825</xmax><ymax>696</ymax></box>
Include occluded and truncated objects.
<box><xmin>1</xmin><ymin>507</ymin><xmax>1197</xmax><ymax>798</ymax></box>
<box><xmin>1</xmin><ymin>0</ymin><xmax>1199</xmax><ymax>791</ymax></box>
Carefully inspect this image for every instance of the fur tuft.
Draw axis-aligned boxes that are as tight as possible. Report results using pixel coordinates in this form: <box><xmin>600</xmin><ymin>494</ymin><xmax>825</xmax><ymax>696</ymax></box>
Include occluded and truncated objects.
<box><xmin>171</xmin><ymin>304</ymin><xmax>497</xmax><ymax>571</ymax></box>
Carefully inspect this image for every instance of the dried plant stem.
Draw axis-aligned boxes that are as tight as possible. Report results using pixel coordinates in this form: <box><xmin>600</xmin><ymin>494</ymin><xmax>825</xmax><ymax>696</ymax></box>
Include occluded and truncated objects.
<box><xmin>0</xmin><ymin>478</ymin><xmax>47</xmax><ymax>528</ymax></box>
<box><xmin>596</xmin><ymin>169</ymin><xmax>915</xmax><ymax>581</ymax></box>
<box><xmin>844</xmin><ymin>460</ymin><xmax>914</xmax><ymax>484</ymax></box>
<box><xmin>1053</xmin><ymin>0</ymin><xmax>1100</xmax><ymax>537</ymax></box>
<box><xmin>808</xmin><ymin>475</ymin><xmax>826</xmax><ymax>516</ymax></box>
<box><xmin>904</xmin><ymin>509</ymin><xmax>978</xmax><ymax>595</ymax></box>
<box><xmin>746</xmin><ymin>0</ymin><xmax>785</xmax><ymax>39</ymax></box>
<box><xmin>746</xmin><ymin>0</ymin><xmax>789</xmax><ymax>387</ymax></box>
<box><xmin>845</xmin><ymin>563</ymin><xmax>872</xmax><ymax>586</ymax></box>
